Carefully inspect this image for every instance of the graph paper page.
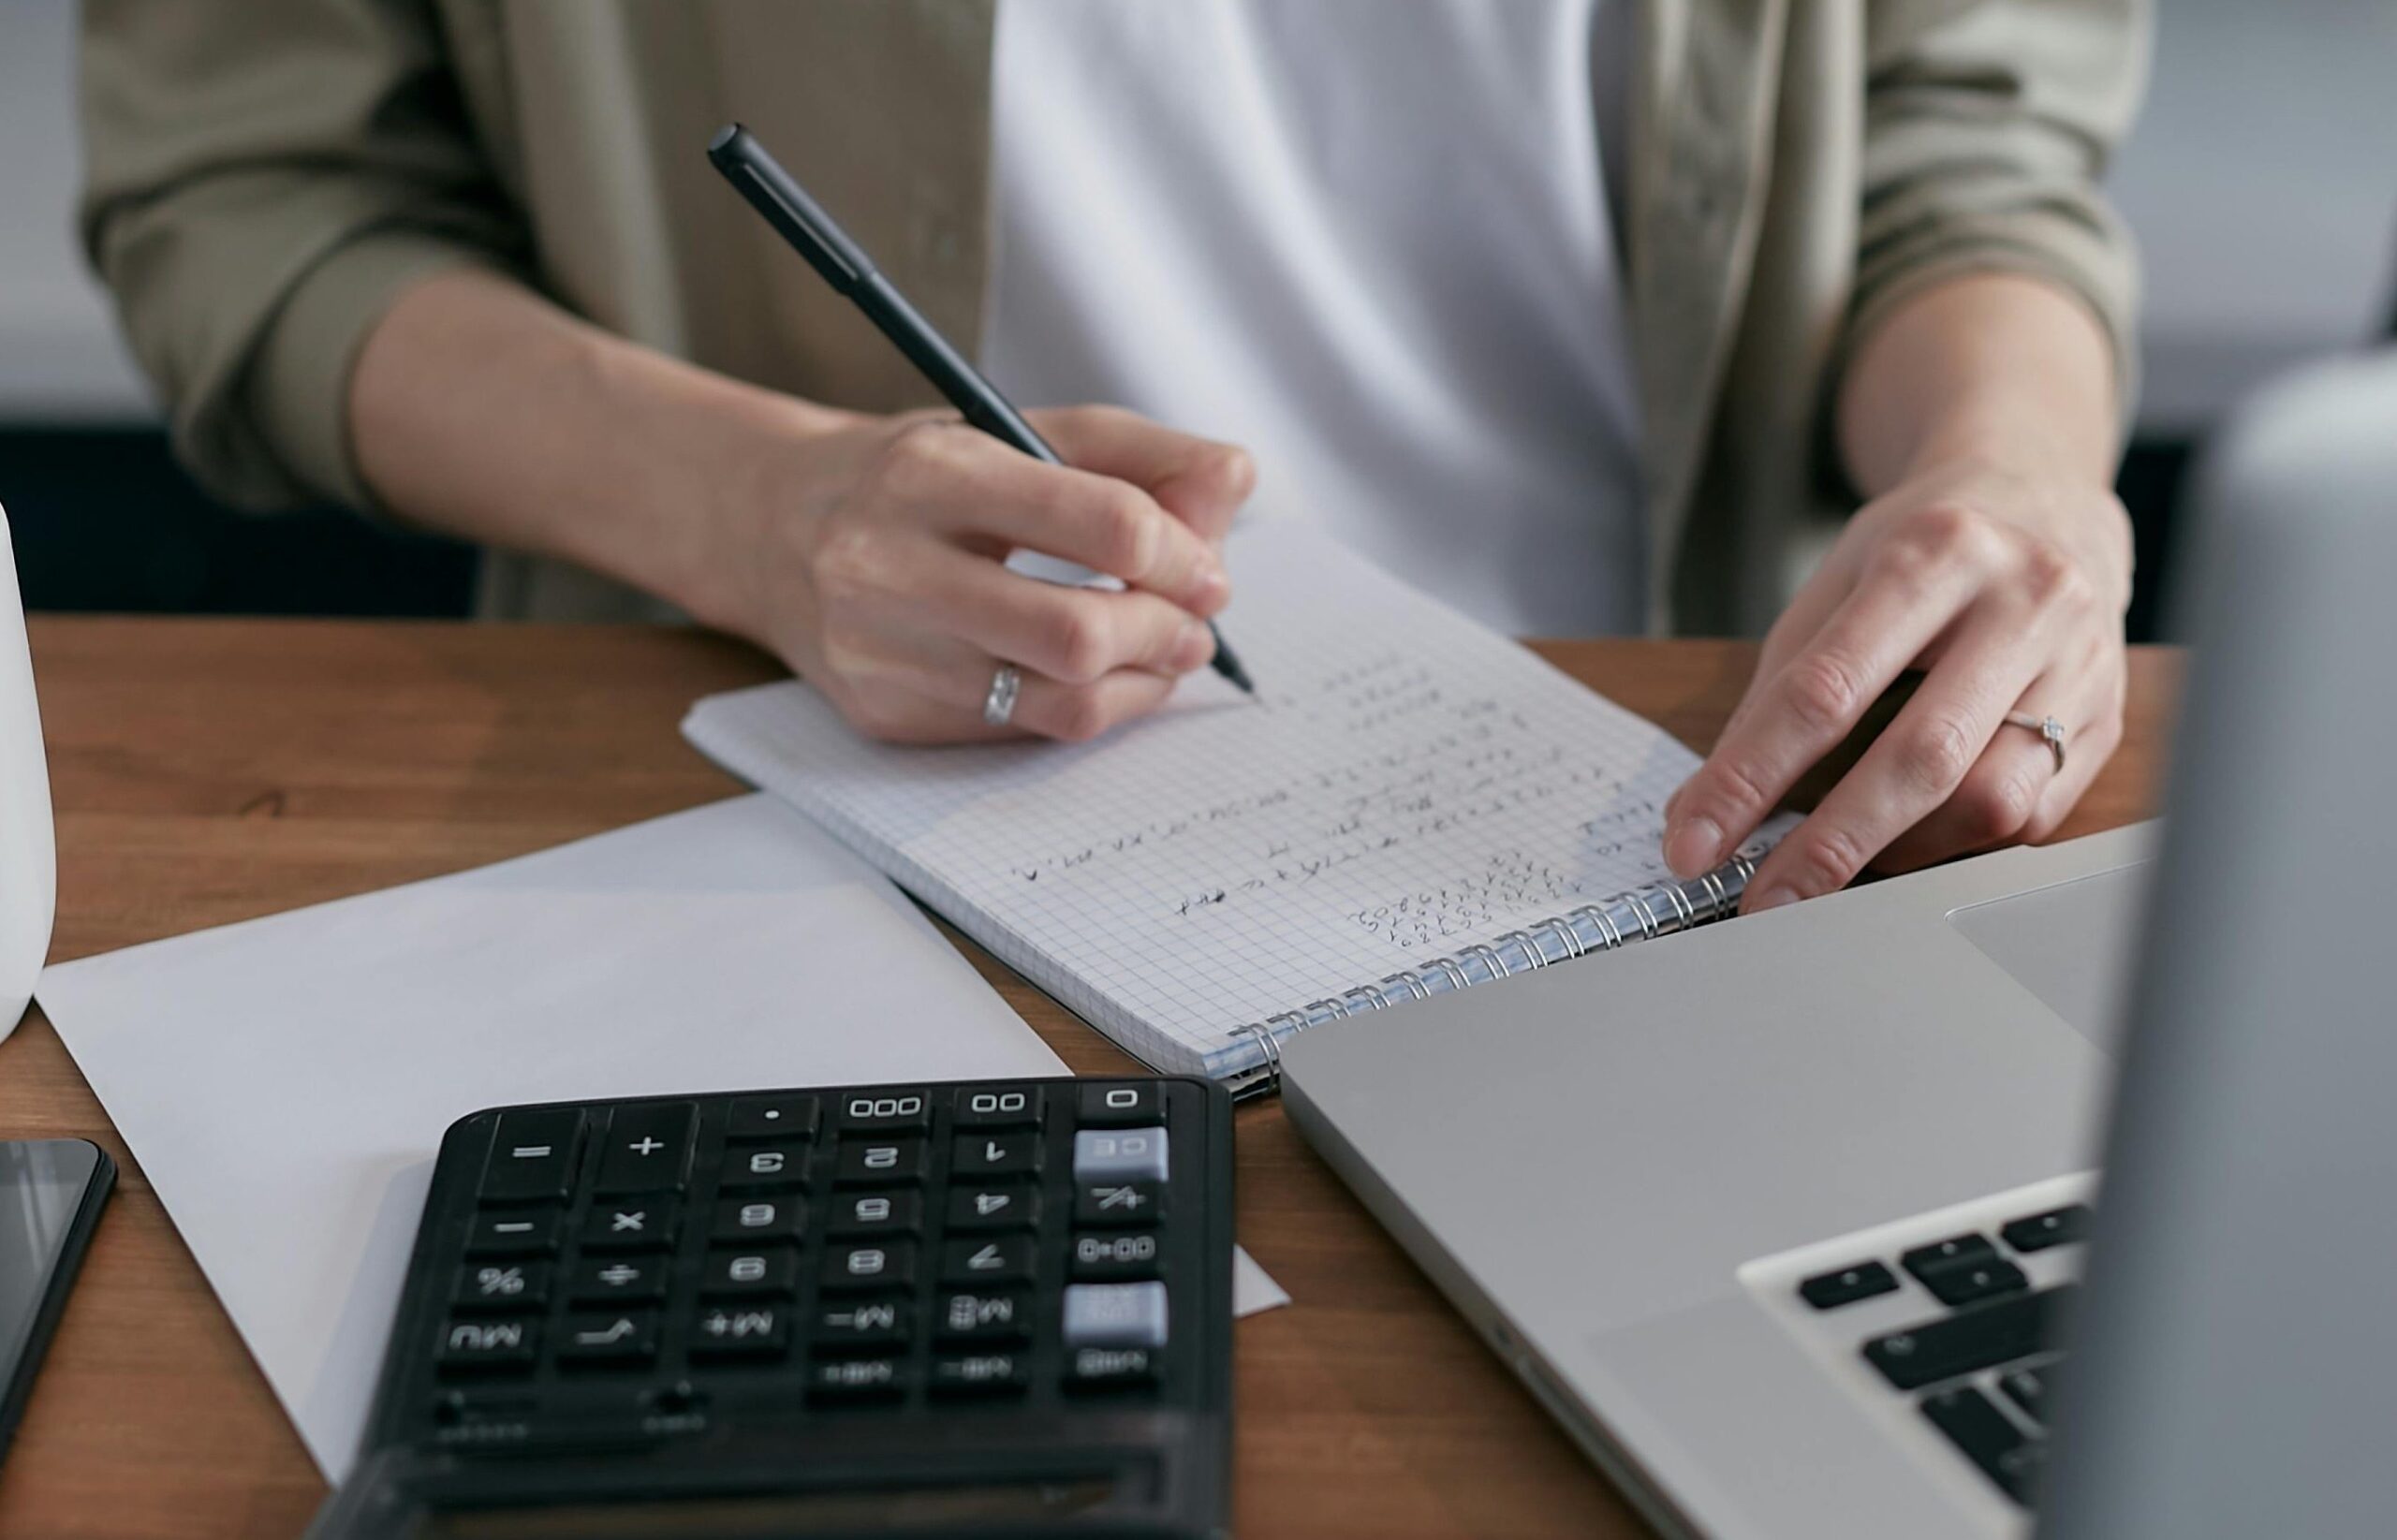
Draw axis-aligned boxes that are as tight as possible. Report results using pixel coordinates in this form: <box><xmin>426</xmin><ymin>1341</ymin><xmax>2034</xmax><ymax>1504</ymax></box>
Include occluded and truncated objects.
<box><xmin>684</xmin><ymin>520</ymin><xmax>1707</xmax><ymax>1076</ymax></box>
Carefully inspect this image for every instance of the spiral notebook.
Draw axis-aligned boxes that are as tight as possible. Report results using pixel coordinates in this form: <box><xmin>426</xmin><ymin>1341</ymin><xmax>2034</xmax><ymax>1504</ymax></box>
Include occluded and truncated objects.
<box><xmin>684</xmin><ymin>520</ymin><xmax>1792</xmax><ymax>1096</ymax></box>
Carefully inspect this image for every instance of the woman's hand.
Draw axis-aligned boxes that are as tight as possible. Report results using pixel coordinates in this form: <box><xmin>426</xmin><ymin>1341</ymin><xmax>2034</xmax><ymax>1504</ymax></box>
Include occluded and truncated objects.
<box><xmin>703</xmin><ymin>404</ymin><xmax>1256</xmax><ymax>744</ymax></box>
<box><xmin>1663</xmin><ymin>452</ymin><xmax>2133</xmax><ymax>910</ymax></box>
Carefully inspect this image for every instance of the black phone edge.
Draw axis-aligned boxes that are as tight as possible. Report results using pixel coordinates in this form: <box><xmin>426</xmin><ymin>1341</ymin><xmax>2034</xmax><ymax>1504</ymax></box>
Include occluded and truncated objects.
<box><xmin>0</xmin><ymin>1139</ymin><xmax>117</xmax><ymax>1462</ymax></box>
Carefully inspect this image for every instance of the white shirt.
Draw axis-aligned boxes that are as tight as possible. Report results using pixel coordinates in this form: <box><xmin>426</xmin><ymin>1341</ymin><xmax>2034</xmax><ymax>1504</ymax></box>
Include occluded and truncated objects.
<box><xmin>983</xmin><ymin>0</ymin><xmax>1647</xmax><ymax>638</ymax></box>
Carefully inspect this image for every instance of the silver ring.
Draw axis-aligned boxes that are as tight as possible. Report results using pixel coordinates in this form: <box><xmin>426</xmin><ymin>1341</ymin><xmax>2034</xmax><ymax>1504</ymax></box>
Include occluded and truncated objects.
<box><xmin>2004</xmin><ymin>711</ymin><xmax>2068</xmax><ymax>775</ymax></box>
<box><xmin>981</xmin><ymin>664</ymin><xmax>1022</xmax><ymax>726</ymax></box>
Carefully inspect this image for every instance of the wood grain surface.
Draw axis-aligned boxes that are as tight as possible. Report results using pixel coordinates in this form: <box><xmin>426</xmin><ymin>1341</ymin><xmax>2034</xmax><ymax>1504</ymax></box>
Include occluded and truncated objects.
<box><xmin>0</xmin><ymin>620</ymin><xmax>2177</xmax><ymax>1539</ymax></box>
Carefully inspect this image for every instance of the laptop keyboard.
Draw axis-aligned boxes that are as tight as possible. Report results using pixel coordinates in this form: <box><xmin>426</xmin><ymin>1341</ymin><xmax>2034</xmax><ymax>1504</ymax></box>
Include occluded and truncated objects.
<box><xmin>1800</xmin><ymin>1201</ymin><xmax>2093</xmax><ymax>1505</ymax></box>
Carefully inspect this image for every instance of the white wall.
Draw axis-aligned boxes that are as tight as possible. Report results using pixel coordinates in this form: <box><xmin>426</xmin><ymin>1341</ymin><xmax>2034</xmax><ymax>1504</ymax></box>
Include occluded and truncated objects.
<box><xmin>1</xmin><ymin>0</ymin><xmax>2391</xmax><ymax>433</ymax></box>
<box><xmin>2112</xmin><ymin>0</ymin><xmax>2397</xmax><ymax>432</ymax></box>
<box><xmin>0</xmin><ymin>0</ymin><xmax>152</xmax><ymax>420</ymax></box>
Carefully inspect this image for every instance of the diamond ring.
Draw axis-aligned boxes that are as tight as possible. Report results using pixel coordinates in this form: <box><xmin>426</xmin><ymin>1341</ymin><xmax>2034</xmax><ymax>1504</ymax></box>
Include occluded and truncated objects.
<box><xmin>981</xmin><ymin>664</ymin><xmax>1022</xmax><ymax>727</ymax></box>
<box><xmin>2003</xmin><ymin>711</ymin><xmax>2067</xmax><ymax>775</ymax></box>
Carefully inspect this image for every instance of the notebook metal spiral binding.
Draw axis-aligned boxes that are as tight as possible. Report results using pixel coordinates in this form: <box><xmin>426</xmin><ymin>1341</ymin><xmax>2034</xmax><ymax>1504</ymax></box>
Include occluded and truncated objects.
<box><xmin>1226</xmin><ymin>852</ymin><xmax>1762</xmax><ymax>1099</ymax></box>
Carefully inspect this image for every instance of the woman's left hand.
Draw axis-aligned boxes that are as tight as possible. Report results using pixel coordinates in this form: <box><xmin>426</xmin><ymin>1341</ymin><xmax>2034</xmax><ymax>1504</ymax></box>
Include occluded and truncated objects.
<box><xmin>1661</xmin><ymin>452</ymin><xmax>2134</xmax><ymax>911</ymax></box>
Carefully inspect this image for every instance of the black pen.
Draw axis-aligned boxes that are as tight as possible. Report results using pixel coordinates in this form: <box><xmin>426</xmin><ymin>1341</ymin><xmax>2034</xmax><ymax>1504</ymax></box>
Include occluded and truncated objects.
<box><xmin>707</xmin><ymin>123</ymin><xmax>1255</xmax><ymax>696</ymax></box>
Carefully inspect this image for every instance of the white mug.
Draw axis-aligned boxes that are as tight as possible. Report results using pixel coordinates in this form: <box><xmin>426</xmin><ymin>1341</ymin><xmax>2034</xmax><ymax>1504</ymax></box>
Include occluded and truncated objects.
<box><xmin>0</xmin><ymin>500</ymin><xmax>55</xmax><ymax>1040</ymax></box>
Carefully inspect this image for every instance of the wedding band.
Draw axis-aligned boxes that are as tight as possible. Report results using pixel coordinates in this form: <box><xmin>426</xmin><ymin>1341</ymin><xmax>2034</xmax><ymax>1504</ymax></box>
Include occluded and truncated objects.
<box><xmin>2005</xmin><ymin>710</ymin><xmax>2068</xmax><ymax>775</ymax></box>
<box><xmin>980</xmin><ymin>663</ymin><xmax>1022</xmax><ymax>726</ymax></box>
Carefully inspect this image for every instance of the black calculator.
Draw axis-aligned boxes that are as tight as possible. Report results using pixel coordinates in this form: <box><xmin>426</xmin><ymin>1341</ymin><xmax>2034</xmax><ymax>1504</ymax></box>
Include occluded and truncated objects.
<box><xmin>307</xmin><ymin>1077</ymin><xmax>1234</xmax><ymax>1540</ymax></box>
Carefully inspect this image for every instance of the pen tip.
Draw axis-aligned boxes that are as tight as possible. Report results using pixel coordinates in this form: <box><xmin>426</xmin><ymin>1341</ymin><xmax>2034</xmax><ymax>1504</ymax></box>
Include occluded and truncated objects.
<box><xmin>1209</xmin><ymin>639</ymin><xmax>1257</xmax><ymax>697</ymax></box>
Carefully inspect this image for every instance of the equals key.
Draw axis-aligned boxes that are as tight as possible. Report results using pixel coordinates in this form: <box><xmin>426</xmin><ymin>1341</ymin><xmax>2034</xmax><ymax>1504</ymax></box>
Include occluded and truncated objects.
<box><xmin>478</xmin><ymin>1108</ymin><xmax>585</xmax><ymax>1203</ymax></box>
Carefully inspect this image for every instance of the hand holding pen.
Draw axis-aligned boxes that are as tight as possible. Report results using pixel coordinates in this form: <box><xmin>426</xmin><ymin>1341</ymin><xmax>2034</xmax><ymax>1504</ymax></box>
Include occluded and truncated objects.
<box><xmin>707</xmin><ymin>125</ymin><xmax>1256</xmax><ymax>743</ymax></box>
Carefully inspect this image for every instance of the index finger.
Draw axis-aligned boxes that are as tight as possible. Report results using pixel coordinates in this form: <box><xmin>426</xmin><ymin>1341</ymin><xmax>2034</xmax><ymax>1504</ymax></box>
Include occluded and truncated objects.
<box><xmin>911</xmin><ymin>431</ymin><xmax>1231</xmax><ymax>615</ymax></box>
<box><xmin>1662</xmin><ymin>555</ymin><xmax>1980</xmax><ymax>878</ymax></box>
<box><xmin>1030</xmin><ymin>404</ymin><xmax>1257</xmax><ymax>544</ymax></box>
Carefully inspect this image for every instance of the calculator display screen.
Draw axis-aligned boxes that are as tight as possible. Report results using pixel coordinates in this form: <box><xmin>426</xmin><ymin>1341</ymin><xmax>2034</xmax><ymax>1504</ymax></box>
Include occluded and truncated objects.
<box><xmin>419</xmin><ymin>1476</ymin><xmax>1117</xmax><ymax>1537</ymax></box>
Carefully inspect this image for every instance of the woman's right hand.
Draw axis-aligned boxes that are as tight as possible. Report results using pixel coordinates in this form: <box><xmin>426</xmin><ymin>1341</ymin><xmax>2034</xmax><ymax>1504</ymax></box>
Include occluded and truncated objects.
<box><xmin>700</xmin><ymin>404</ymin><xmax>1256</xmax><ymax>744</ymax></box>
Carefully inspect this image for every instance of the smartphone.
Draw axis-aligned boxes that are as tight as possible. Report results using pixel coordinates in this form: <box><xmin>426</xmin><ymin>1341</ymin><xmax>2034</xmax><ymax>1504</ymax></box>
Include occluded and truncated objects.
<box><xmin>0</xmin><ymin>1139</ymin><xmax>113</xmax><ymax>1463</ymax></box>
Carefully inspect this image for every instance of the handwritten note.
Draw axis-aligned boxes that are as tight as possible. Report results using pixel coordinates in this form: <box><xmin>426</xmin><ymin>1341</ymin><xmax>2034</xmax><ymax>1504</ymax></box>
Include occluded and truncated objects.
<box><xmin>686</xmin><ymin>520</ymin><xmax>1717</xmax><ymax>1078</ymax></box>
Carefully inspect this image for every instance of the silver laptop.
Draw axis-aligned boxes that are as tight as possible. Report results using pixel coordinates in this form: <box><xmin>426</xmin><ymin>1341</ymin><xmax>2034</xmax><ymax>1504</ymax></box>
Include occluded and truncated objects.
<box><xmin>1281</xmin><ymin>350</ymin><xmax>2397</xmax><ymax>1539</ymax></box>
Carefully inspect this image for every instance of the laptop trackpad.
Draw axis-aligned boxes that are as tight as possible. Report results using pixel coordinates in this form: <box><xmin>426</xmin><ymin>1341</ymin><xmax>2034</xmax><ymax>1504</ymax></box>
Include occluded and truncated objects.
<box><xmin>1947</xmin><ymin>862</ymin><xmax>2151</xmax><ymax>1055</ymax></box>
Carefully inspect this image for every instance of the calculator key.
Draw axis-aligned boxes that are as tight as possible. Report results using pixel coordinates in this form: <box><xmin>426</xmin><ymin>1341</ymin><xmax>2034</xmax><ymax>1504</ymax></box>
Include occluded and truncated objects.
<box><xmin>1072</xmin><ymin>1127</ymin><xmax>1169</xmax><ymax>1183</ymax></box>
<box><xmin>580</xmin><ymin>1198</ymin><xmax>679</xmax><ymax>1252</ymax></box>
<box><xmin>1062</xmin><ymin>1281</ymin><xmax>1169</xmax><ymax>1349</ymax></box>
<box><xmin>719</xmin><ymin>1143</ymin><xmax>810</xmax><ymax>1190</ymax></box>
<box><xmin>726</xmin><ymin>1093</ymin><xmax>819</xmax><ymax>1142</ymax></box>
<box><xmin>1798</xmin><ymin>1260</ymin><xmax>1899</xmax><ymax>1311</ymax></box>
<box><xmin>1072</xmin><ymin>1231</ymin><xmax>1163</xmax><ymax>1282</ymax></box>
<box><xmin>691</xmin><ymin>1304</ymin><xmax>791</xmax><ymax>1359</ymax></box>
<box><xmin>951</xmin><ymin>1085</ymin><xmax>1043</xmax><ymax>1129</ymax></box>
<box><xmin>822</xmin><ymin>1240</ymin><xmax>919</xmax><ymax>1293</ymax></box>
<box><xmin>932</xmin><ymin>1352</ymin><xmax>1030</xmax><ymax>1397</ymax></box>
<box><xmin>807</xmin><ymin>1356</ymin><xmax>907</xmax><ymax>1402</ymax></box>
<box><xmin>437</xmin><ymin>1316</ymin><xmax>538</xmax><ymax>1373</ymax></box>
<box><xmin>453</xmin><ymin>1262</ymin><xmax>551</xmax><ymax>1311</ymax></box>
<box><xmin>556</xmin><ymin>1310</ymin><xmax>659</xmax><ymax>1366</ymax></box>
<box><xmin>464</xmin><ymin>1207</ymin><xmax>563</xmax><ymax>1257</ymax></box>
<box><xmin>478</xmin><ymin>1108</ymin><xmax>583</xmax><ymax>1203</ymax></box>
<box><xmin>835</xmin><ymin>1137</ymin><xmax>924</xmax><ymax>1185</ymax></box>
<box><xmin>569</xmin><ymin>1255</ymin><xmax>669</xmax><ymax>1303</ymax></box>
<box><xmin>1074</xmin><ymin>1181</ymin><xmax>1163</xmax><ymax>1228</ymax></box>
<box><xmin>950</xmin><ymin>1131</ymin><xmax>1042</xmax><ymax>1180</ymax></box>
<box><xmin>827</xmin><ymin>1190</ymin><xmax>921</xmax><ymax>1237</ymax></box>
<box><xmin>1065</xmin><ymin>1345</ymin><xmax>1161</xmax><ymax>1390</ymax></box>
<box><xmin>595</xmin><ymin>1103</ymin><xmax>696</xmax><ymax>1194</ymax></box>
<box><xmin>941</xmin><ymin>1235</ymin><xmax>1037</xmax><ymax>1285</ymax></box>
<box><xmin>936</xmin><ymin>1290</ymin><xmax>1031</xmax><ymax>1343</ymax></box>
<box><xmin>945</xmin><ymin>1183</ymin><xmax>1039</xmax><ymax>1232</ymax></box>
<box><xmin>1076</xmin><ymin>1082</ymin><xmax>1162</xmax><ymax>1127</ymax></box>
<box><xmin>2001</xmin><ymin>1204</ymin><xmax>2094</xmax><ymax>1254</ymax></box>
<box><xmin>712</xmin><ymin>1195</ymin><xmax>807</xmax><ymax>1243</ymax></box>
<box><xmin>703</xmin><ymin>1246</ymin><xmax>801</xmax><ymax>1297</ymax></box>
<box><xmin>834</xmin><ymin>1090</ymin><xmax>933</xmax><ymax>1134</ymax></box>
<box><xmin>1900</xmin><ymin>1233</ymin><xmax>1995</xmax><ymax>1283</ymax></box>
<box><xmin>811</xmin><ymin>1296</ymin><xmax>911</xmax><ymax>1350</ymax></box>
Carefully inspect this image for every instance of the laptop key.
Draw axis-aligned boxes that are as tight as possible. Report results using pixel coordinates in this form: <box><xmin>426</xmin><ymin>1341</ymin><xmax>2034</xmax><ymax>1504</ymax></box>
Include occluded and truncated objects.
<box><xmin>1914</xmin><ymin>1254</ymin><xmax>2029</xmax><ymax>1309</ymax></box>
<box><xmin>1998</xmin><ymin>1364</ymin><xmax>2053</xmax><ymax>1424</ymax></box>
<box><xmin>1863</xmin><ymin>1285</ymin><xmax>2075</xmax><ymax>1391</ymax></box>
<box><xmin>1921</xmin><ymin>1385</ymin><xmax>2045</xmax><ymax>1504</ymax></box>
<box><xmin>2001</xmin><ymin>1204</ymin><xmax>2094</xmax><ymax>1254</ymax></box>
<box><xmin>1899</xmin><ymin>1233</ymin><xmax>1995</xmax><ymax>1285</ymax></box>
<box><xmin>1797</xmin><ymin>1260</ymin><xmax>1898</xmax><ymax>1310</ymax></box>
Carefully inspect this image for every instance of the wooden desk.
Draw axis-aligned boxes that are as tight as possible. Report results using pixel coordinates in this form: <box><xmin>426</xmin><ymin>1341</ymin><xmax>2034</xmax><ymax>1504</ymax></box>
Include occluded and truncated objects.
<box><xmin>0</xmin><ymin>623</ymin><xmax>2177</xmax><ymax>1539</ymax></box>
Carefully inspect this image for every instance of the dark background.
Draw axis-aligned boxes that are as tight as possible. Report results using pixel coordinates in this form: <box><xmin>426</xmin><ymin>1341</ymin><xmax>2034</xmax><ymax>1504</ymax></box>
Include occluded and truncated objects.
<box><xmin>0</xmin><ymin>423</ymin><xmax>2281</xmax><ymax>647</ymax></box>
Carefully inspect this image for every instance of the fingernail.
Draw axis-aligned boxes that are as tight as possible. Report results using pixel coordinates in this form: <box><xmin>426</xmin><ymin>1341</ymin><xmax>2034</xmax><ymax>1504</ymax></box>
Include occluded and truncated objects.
<box><xmin>1191</xmin><ymin>565</ymin><xmax>1230</xmax><ymax>615</ymax></box>
<box><xmin>1663</xmin><ymin>815</ymin><xmax>1722</xmax><ymax>880</ymax></box>
<box><xmin>1172</xmin><ymin>622</ymin><xmax>1215</xmax><ymax>673</ymax></box>
<box><xmin>1744</xmin><ymin>884</ymin><xmax>1796</xmax><ymax>914</ymax></box>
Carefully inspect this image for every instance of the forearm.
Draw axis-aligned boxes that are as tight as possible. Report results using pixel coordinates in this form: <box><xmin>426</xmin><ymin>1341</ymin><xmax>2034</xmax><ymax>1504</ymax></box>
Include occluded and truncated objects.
<box><xmin>348</xmin><ymin>268</ymin><xmax>847</xmax><ymax>626</ymax></box>
<box><xmin>1837</xmin><ymin>273</ymin><xmax>2121</xmax><ymax>500</ymax></box>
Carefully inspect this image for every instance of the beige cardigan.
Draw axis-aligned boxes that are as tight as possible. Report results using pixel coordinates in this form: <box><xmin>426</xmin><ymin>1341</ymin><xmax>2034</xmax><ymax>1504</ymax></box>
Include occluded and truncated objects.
<box><xmin>81</xmin><ymin>0</ymin><xmax>2146</xmax><ymax>634</ymax></box>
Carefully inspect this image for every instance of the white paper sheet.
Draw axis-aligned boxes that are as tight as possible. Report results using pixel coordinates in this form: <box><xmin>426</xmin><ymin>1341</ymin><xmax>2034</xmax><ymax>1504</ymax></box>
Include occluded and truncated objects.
<box><xmin>39</xmin><ymin>794</ymin><xmax>1282</xmax><ymax>1479</ymax></box>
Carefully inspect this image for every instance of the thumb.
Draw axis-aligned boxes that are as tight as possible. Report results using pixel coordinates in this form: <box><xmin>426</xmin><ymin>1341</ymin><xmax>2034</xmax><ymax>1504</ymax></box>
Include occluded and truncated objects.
<box><xmin>1029</xmin><ymin>404</ymin><xmax>1256</xmax><ymax>544</ymax></box>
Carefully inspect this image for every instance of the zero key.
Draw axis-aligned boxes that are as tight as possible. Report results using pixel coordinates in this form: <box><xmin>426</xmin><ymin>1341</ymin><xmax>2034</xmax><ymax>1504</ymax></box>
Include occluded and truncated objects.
<box><xmin>478</xmin><ymin>1108</ymin><xmax>583</xmax><ymax>1203</ymax></box>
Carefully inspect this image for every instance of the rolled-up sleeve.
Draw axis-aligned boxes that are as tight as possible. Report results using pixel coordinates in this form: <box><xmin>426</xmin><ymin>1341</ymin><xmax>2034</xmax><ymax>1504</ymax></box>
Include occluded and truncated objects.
<box><xmin>80</xmin><ymin>0</ymin><xmax>531</xmax><ymax>511</ymax></box>
<box><xmin>1851</xmin><ymin>0</ymin><xmax>2152</xmax><ymax>425</ymax></box>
